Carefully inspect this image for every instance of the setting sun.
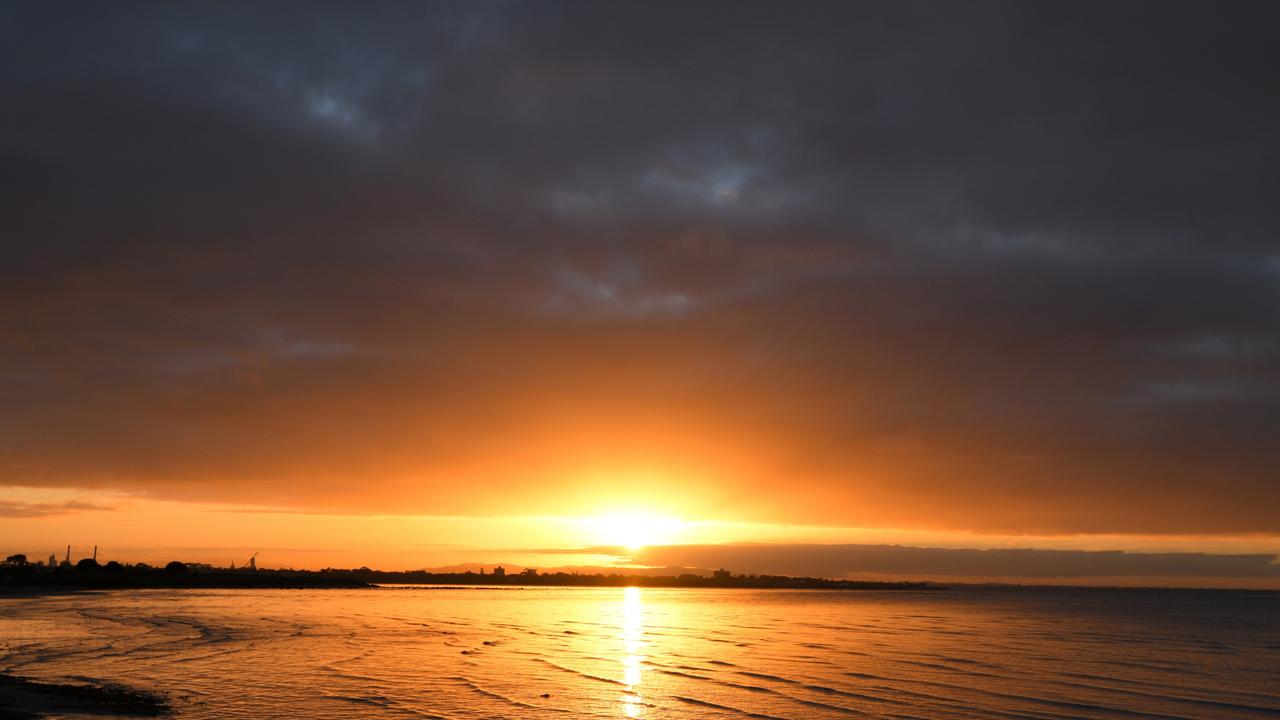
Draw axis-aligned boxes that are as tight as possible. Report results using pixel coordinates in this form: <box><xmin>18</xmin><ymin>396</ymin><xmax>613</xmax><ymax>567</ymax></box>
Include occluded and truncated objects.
<box><xmin>581</xmin><ymin>512</ymin><xmax>686</xmax><ymax>551</ymax></box>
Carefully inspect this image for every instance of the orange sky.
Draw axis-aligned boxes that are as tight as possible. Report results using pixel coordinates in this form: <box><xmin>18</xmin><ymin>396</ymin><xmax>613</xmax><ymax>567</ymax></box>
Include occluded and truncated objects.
<box><xmin>4</xmin><ymin>4</ymin><xmax>1280</xmax><ymax>587</ymax></box>
<box><xmin>3</xmin><ymin>486</ymin><xmax>1279</xmax><ymax>587</ymax></box>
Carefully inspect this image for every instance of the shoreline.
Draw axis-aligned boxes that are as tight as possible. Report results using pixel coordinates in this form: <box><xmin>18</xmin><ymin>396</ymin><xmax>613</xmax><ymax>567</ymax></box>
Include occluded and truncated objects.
<box><xmin>1</xmin><ymin>566</ymin><xmax>941</xmax><ymax>592</ymax></box>
<box><xmin>1</xmin><ymin>577</ymin><xmax>941</xmax><ymax>593</ymax></box>
<box><xmin>5</xmin><ymin>582</ymin><xmax>1278</xmax><ymax>597</ymax></box>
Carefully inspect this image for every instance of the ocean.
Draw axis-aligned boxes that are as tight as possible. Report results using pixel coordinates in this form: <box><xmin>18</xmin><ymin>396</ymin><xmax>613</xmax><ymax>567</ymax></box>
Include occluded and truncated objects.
<box><xmin>1</xmin><ymin>586</ymin><xmax>1277</xmax><ymax>719</ymax></box>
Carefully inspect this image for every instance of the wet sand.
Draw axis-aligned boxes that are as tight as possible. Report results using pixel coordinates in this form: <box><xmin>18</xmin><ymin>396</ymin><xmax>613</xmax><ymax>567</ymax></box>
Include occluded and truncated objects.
<box><xmin>0</xmin><ymin>673</ymin><xmax>169</xmax><ymax>718</ymax></box>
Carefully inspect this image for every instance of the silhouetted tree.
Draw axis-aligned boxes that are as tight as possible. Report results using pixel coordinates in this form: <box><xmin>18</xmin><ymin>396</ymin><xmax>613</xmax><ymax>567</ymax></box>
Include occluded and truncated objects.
<box><xmin>75</xmin><ymin>558</ymin><xmax>100</xmax><ymax>571</ymax></box>
<box><xmin>2</xmin><ymin>554</ymin><xmax>27</xmax><ymax>566</ymax></box>
<box><xmin>164</xmin><ymin>561</ymin><xmax>188</xmax><ymax>575</ymax></box>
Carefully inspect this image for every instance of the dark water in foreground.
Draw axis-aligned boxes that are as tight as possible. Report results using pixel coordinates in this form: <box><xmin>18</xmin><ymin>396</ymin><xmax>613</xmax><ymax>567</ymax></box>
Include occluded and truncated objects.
<box><xmin>1</xmin><ymin>586</ymin><xmax>1277</xmax><ymax>719</ymax></box>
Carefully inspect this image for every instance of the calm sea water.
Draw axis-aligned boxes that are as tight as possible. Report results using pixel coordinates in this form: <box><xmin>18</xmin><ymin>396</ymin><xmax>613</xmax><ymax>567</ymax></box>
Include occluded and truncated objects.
<box><xmin>1</xmin><ymin>586</ymin><xmax>1277</xmax><ymax>719</ymax></box>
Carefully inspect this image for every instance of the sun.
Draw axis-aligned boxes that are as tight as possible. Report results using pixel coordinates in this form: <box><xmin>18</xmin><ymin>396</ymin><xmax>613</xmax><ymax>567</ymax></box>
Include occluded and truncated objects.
<box><xmin>582</xmin><ymin>511</ymin><xmax>685</xmax><ymax>551</ymax></box>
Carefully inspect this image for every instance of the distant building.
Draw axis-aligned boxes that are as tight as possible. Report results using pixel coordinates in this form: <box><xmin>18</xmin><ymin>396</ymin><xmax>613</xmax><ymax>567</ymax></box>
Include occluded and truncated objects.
<box><xmin>521</xmin><ymin>567</ymin><xmax>537</xmax><ymax>577</ymax></box>
<box><xmin>492</xmin><ymin>566</ymin><xmax>506</xmax><ymax>577</ymax></box>
<box><xmin>712</xmin><ymin>568</ymin><xmax>731</xmax><ymax>580</ymax></box>
<box><xmin>48</xmin><ymin>554</ymin><xmax>57</xmax><ymax>568</ymax></box>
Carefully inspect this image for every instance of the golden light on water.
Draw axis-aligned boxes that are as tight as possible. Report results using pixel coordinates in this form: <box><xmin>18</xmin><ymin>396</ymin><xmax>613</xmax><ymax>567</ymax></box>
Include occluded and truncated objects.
<box><xmin>620</xmin><ymin>586</ymin><xmax>645</xmax><ymax>717</ymax></box>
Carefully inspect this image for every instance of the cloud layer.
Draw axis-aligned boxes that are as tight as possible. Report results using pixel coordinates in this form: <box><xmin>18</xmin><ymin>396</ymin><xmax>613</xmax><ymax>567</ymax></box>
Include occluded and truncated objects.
<box><xmin>631</xmin><ymin>543</ymin><xmax>1280</xmax><ymax>583</ymax></box>
<box><xmin>0</xmin><ymin>498</ymin><xmax>121</xmax><ymax>519</ymax></box>
<box><xmin>2</xmin><ymin>2</ymin><xmax>1278</xmax><ymax>534</ymax></box>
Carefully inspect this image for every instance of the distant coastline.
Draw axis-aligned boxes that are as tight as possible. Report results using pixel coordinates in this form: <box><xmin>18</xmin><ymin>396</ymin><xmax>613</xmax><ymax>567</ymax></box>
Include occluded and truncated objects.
<box><xmin>0</xmin><ymin>558</ymin><xmax>941</xmax><ymax>592</ymax></box>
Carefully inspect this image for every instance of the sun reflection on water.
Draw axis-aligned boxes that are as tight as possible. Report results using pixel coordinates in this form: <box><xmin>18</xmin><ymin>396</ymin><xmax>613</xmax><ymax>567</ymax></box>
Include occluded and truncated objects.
<box><xmin>620</xmin><ymin>586</ymin><xmax>645</xmax><ymax>717</ymax></box>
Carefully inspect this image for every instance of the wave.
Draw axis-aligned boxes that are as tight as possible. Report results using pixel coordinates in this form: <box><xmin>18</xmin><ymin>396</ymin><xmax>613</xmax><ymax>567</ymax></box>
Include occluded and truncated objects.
<box><xmin>534</xmin><ymin>658</ymin><xmax>627</xmax><ymax>686</ymax></box>
<box><xmin>672</xmin><ymin>695</ymin><xmax>791</xmax><ymax>719</ymax></box>
<box><xmin>452</xmin><ymin>675</ymin><xmax>567</xmax><ymax>712</ymax></box>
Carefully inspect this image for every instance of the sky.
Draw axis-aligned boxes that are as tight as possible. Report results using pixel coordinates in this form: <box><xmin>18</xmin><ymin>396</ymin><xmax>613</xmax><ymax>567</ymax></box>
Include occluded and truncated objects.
<box><xmin>2</xmin><ymin>2</ymin><xmax>1279</xmax><ymax>586</ymax></box>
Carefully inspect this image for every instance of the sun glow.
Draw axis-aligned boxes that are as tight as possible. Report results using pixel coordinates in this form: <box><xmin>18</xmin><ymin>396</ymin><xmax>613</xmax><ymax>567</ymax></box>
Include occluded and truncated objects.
<box><xmin>582</xmin><ymin>511</ymin><xmax>686</xmax><ymax>551</ymax></box>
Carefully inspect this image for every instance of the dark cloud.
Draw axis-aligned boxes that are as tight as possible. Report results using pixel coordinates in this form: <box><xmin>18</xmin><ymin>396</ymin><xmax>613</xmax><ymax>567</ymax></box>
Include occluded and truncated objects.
<box><xmin>2</xmin><ymin>2</ymin><xmax>1278</xmax><ymax>533</ymax></box>
<box><xmin>632</xmin><ymin>543</ymin><xmax>1280</xmax><ymax>583</ymax></box>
